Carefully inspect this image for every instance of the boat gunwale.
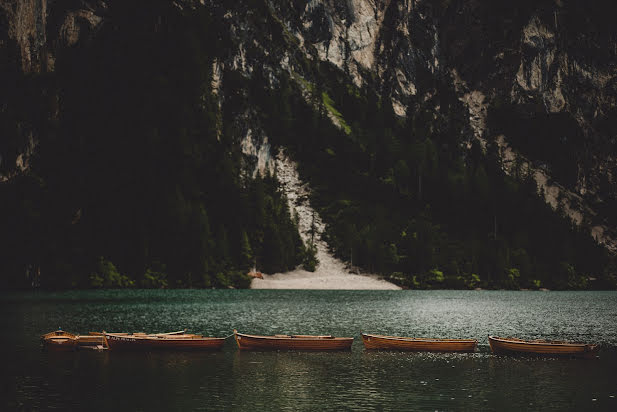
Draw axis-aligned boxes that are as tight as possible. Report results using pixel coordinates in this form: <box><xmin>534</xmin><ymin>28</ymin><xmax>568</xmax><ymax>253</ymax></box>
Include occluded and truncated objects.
<box><xmin>41</xmin><ymin>330</ymin><xmax>78</xmax><ymax>340</ymax></box>
<box><xmin>488</xmin><ymin>335</ymin><xmax>596</xmax><ymax>349</ymax></box>
<box><xmin>90</xmin><ymin>330</ymin><xmax>186</xmax><ymax>337</ymax></box>
<box><xmin>234</xmin><ymin>331</ymin><xmax>353</xmax><ymax>341</ymax></box>
<box><xmin>362</xmin><ymin>333</ymin><xmax>477</xmax><ymax>343</ymax></box>
<box><xmin>103</xmin><ymin>332</ymin><xmax>226</xmax><ymax>342</ymax></box>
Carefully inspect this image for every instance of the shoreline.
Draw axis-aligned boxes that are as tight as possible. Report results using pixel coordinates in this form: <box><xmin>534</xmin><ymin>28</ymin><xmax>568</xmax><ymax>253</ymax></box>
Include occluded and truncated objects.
<box><xmin>250</xmin><ymin>269</ymin><xmax>402</xmax><ymax>290</ymax></box>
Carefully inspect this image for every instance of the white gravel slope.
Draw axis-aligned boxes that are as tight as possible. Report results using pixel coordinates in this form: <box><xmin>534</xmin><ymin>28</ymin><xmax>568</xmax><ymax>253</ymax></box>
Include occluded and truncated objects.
<box><xmin>251</xmin><ymin>151</ymin><xmax>401</xmax><ymax>290</ymax></box>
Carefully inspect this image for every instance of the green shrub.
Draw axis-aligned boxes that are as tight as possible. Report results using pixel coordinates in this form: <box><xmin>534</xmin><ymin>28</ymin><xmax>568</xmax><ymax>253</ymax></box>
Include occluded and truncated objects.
<box><xmin>505</xmin><ymin>268</ymin><xmax>521</xmax><ymax>289</ymax></box>
<box><xmin>303</xmin><ymin>242</ymin><xmax>319</xmax><ymax>272</ymax></box>
<box><xmin>142</xmin><ymin>268</ymin><xmax>168</xmax><ymax>289</ymax></box>
<box><xmin>451</xmin><ymin>273</ymin><xmax>480</xmax><ymax>289</ymax></box>
<box><xmin>214</xmin><ymin>272</ymin><xmax>231</xmax><ymax>288</ymax></box>
<box><xmin>89</xmin><ymin>257</ymin><xmax>134</xmax><ymax>288</ymax></box>
<box><xmin>426</xmin><ymin>269</ymin><xmax>444</xmax><ymax>288</ymax></box>
<box><xmin>229</xmin><ymin>270</ymin><xmax>251</xmax><ymax>289</ymax></box>
<box><xmin>466</xmin><ymin>273</ymin><xmax>481</xmax><ymax>289</ymax></box>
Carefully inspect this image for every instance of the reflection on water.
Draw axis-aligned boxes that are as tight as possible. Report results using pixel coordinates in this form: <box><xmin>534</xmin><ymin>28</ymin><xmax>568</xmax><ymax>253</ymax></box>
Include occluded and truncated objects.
<box><xmin>2</xmin><ymin>290</ymin><xmax>617</xmax><ymax>410</ymax></box>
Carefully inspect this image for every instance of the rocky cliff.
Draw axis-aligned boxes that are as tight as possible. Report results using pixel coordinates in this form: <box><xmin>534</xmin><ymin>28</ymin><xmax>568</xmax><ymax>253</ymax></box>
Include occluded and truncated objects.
<box><xmin>208</xmin><ymin>0</ymin><xmax>617</xmax><ymax>252</ymax></box>
<box><xmin>0</xmin><ymin>0</ymin><xmax>104</xmax><ymax>181</ymax></box>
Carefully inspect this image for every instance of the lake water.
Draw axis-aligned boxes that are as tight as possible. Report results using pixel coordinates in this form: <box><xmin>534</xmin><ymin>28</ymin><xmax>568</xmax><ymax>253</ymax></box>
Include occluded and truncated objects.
<box><xmin>2</xmin><ymin>290</ymin><xmax>617</xmax><ymax>410</ymax></box>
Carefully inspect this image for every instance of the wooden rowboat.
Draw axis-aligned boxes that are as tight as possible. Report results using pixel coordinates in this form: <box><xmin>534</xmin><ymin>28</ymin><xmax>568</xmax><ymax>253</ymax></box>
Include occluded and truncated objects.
<box><xmin>488</xmin><ymin>336</ymin><xmax>599</xmax><ymax>358</ymax></box>
<box><xmin>103</xmin><ymin>332</ymin><xmax>226</xmax><ymax>350</ymax></box>
<box><xmin>41</xmin><ymin>330</ymin><xmax>78</xmax><ymax>351</ymax></box>
<box><xmin>362</xmin><ymin>333</ymin><xmax>477</xmax><ymax>352</ymax></box>
<box><xmin>89</xmin><ymin>330</ymin><xmax>186</xmax><ymax>337</ymax></box>
<box><xmin>234</xmin><ymin>330</ymin><xmax>353</xmax><ymax>351</ymax></box>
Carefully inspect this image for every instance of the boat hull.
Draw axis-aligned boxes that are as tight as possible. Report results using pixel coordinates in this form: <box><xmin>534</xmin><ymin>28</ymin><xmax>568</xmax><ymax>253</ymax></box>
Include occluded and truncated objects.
<box><xmin>488</xmin><ymin>336</ymin><xmax>598</xmax><ymax>358</ymax></box>
<box><xmin>234</xmin><ymin>331</ymin><xmax>353</xmax><ymax>351</ymax></box>
<box><xmin>104</xmin><ymin>334</ymin><xmax>226</xmax><ymax>351</ymax></box>
<box><xmin>362</xmin><ymin>334</ymin><xmax>477</xmax><ymax>352</ymax></box>
<box><xmin>43</xmin><ymin>338</ymin><xmax>78</xmax><ymax>351</ymax></box>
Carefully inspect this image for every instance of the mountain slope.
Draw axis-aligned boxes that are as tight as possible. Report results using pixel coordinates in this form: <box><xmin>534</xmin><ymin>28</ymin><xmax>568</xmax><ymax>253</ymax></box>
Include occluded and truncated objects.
<box><xmin>0</xmin><ymin>0</ymin><xmax>615</xmax><ymax>289</ymax></box>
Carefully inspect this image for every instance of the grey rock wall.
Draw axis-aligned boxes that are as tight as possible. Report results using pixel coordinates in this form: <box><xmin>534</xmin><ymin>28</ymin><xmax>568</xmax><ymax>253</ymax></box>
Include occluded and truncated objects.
<box><xmin>2</xmin><ymin>0</ymin><xmax>616</xmax><ymax>251</ymax></box>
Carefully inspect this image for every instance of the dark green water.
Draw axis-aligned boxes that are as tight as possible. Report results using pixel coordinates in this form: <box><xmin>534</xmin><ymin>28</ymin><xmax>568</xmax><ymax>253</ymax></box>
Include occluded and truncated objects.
<box><xmin>2</xmin><ymin>290</ymin><xmax>617</xmax><ymax>411</ymax></box>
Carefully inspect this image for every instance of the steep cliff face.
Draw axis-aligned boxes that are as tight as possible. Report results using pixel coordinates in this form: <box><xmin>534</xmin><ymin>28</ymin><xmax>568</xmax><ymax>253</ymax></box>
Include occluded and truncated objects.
<box><xmin>10</xmin><ymin>0</ymin><xmax>611</xmax><ymax>195</ymax></box>
<box><xmin>462</xmin><ymin>1</ymin><xmax>617</xmax><ymax>251</ymax></box>
<box><xmin>1</xmin><ymin>0</ymin><xmax>48</xmax><ymax>73</ymax></box>
<box><xmin>0</xmin><ymin>0</ymin><xmax>104</xmax><ymax>180</ymax></box>
<box><xmin>200</xmin><ymin>0</ymin><xmax>617</xmax><ymax>252</ymax></box>
<box><xmin>0</xmin><ymin>0</ymin><xmax>105</xmax><ymax>73</ymax></box>
<box><xmin>268</xmin><ymin>0</ymin><xmax>441</xmax><ymax>115</ymax></box>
